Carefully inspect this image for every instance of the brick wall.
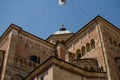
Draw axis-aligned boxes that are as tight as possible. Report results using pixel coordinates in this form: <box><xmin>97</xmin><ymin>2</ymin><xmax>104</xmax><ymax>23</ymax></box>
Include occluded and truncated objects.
<box><xmin>65</xmin><ymin>23</ymin><xmax>106</xmax><ymax>72</ymax></box>
<box><xmin>99</xmin><ymin>21</ymin><xmax>120</xmax><ymax>80</ymax></box>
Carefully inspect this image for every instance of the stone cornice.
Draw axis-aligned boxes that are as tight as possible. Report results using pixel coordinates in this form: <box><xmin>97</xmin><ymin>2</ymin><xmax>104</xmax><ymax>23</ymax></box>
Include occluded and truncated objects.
<box><xmin>0</xmin><ymin>24</ymin><xmax>55</xmax><ymax>48</ymax></box>
<box><xmin>65</xmin><ymin>15</ymin><xmax>120</xmax><ymax>47</ymax></box>
<box><xmin>24</xmin><ymin>56</ymin><xmax>107</xmax><ymax>80</ymax></box>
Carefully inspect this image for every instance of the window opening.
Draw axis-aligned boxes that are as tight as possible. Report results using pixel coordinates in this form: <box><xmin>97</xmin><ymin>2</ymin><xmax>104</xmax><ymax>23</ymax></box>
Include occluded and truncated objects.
<box><xmin>91</xmin><ymin>39</ymin><xmax>95</xmax><ymax>49</ymax></box>
<box><xmin>86</xmin><ymin>42</ymin><xmax>90</xmax><ymax>52</ymax></box>
<box><xmin>30</xmin><ymin>55</ymin><xmax>40</xmax><ymax>64</ymax></box>
<box><xmin>76</xmin><ymin>49</ymin><xmax>81</xmax><ymax>59</ymax></box>
<box><xmin>81</xmin><ymin>46</ymin><xmax>85</xmax><ymax>56</ymax></box>
<box><xmin>41</xmin><ymin>75</ymin><xmax>44</xmax><ymax>80</ymax></box>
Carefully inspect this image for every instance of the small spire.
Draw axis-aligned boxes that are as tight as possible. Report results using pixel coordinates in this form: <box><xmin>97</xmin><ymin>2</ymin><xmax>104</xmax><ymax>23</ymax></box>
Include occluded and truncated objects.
<box><xmin>59</xmin><ymin>24</ymin><xmax>66</xmax><ymax>31</ymax></box>
<box><xmin>62</xmin><ymin>24</ymin><xmax>64</xmax><ymax>28</ymax></box>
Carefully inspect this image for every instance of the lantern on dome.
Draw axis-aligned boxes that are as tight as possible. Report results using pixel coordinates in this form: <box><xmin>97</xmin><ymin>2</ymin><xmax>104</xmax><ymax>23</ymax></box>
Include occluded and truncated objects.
<box><xmin>58</xmin><ymin>0</ymin><xmax>66</xmax><ymax>6</ymax></box>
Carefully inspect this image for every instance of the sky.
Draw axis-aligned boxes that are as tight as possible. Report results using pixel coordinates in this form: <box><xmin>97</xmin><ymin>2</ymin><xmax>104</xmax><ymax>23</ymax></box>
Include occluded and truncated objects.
<box><xmin>0</xmin><ymin>0</ymin><xmax>120</xmax><ymax>39</ymax></box>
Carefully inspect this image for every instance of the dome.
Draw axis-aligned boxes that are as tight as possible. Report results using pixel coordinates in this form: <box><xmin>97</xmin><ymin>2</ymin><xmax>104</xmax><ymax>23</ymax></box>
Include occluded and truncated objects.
<box><xmin>54</xmin><ymin>24</ymin><xmax>72</xmax><ymax>35</ymax></box>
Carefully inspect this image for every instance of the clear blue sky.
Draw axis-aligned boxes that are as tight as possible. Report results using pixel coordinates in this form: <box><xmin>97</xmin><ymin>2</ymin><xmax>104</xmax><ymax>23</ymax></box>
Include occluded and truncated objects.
<box><xmin>0</xmin><ymin>0</ymin><xmax>120</xmax><ymax>39</ymax></box>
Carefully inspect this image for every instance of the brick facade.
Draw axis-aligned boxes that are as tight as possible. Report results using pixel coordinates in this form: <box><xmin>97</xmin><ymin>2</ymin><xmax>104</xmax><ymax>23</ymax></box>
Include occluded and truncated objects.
<box><xmin>0</xmin><ymin>16</ymin><xmax>119</xmax><ymax>80</ymax></box>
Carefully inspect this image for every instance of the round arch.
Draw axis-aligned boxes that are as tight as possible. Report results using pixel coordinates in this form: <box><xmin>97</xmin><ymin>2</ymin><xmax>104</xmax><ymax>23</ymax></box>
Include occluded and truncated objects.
<box><xmin>86</xmin><ymin>42</ymin><xmax>90</xmax><ymax>52</ymax></box>
<box><xmin>91</xmin><ymin>39</ymin><xmax>95</xmax><ymax>49</ymax></box>
<box><xmin>76</xmin><ymin>49</ymin><xmax>81</xmax><ymax>59</ymax></box>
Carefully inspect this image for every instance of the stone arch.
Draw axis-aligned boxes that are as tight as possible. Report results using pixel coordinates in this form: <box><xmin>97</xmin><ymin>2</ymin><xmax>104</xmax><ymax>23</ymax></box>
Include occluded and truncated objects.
<box><xmin>86</xmin><ymin>42</ymin><xmax>90</xmax><ymax>52</ymax></box>
<box><xmin>76</xmin><ymin>49</ymin><xmax>81</xmax><ymax>59</ymax></box>
<box><xmin>91</xmin><ymin>39</ymin><xmax>95</xmax><ymax>49</ymax></box>
<box><xmin>81</xmin><ymin>46</ymin><xmax>86</xmax><ymax>56</ymax></box>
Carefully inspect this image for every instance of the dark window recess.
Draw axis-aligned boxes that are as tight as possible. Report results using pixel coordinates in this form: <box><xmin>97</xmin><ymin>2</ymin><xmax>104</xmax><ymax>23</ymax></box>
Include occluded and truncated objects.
<box><xmin>41</xmin><ymin>76</ymin><xmax>44</xmax><ymax>80</ymax></box>
<box><xmin>38</xmin><ymin>57</ymin><xmax>40</xmax><ymax>63</ymax></box>
<box><xmin>119</xmin><ymin>65</ymin><xmax>120</xmax><ymax>73</ymax></box>
<box><xmin>91</xmin><ymin>39</ymin><xmax>95</xmax><ymax>49</ymax></box>
<box><xmin>78</xmin><ymin>54</ymin><xmax>81</xmax><ymax>59</ymax></box>
<box><xmin>30</xmin><ymin>55</ymin><xmax>40</xmax><ymax>64</ymax></box>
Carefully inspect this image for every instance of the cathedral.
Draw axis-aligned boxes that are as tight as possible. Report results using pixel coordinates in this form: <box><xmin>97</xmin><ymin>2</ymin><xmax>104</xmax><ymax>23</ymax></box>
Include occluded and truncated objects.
<box><xmin>0</xmin><ymin>15</ymin><xmax>120</xmax><ymax>80</ymax></box>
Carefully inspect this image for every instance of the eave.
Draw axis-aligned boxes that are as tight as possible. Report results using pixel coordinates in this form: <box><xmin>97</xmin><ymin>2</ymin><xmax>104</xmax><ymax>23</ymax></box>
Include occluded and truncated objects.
<box><xmin>0</xmin><ymin>24</ymin><xmax>55</xmax><ymax>48</ymax></box>
<box><xmin>65</xmin><ymin>15</ymin><xmax>120</xmax><ymax>46</ymax></box>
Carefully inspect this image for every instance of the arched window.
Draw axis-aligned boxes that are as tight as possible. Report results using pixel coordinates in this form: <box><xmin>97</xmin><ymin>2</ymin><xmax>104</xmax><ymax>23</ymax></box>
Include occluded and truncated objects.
<box><xmin>86</xmin><ymin>42</ymin><xmax>90</xmax><ymax>52</ymax></box>
<box><xmin>76</xmin><ymin>49</ymin><xmax>81</xmax><ymax>59</ymax></box>
<box><xmin>109</xmin><ymin>37</ymin><xmax>113</xmax><ymax>44</ymax></box>
<box><xmin>81</xmin><ymin>46</ymin><xmax>85</xmax><ymax>56</ymax></box>
<box><xmin>91</xmin><ymin>39</ymin><xmax>95</xmax><ymax>49</ymax></box>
